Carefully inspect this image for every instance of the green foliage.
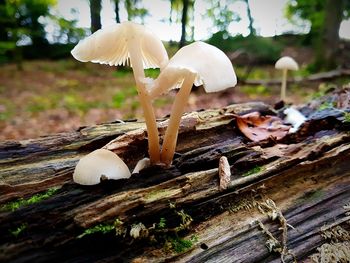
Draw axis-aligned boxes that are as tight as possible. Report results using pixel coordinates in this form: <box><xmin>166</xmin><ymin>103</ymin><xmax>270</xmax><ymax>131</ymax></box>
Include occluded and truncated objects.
<box><xmin>207</xmin><ymin>34</ymin><xmax>283</xmax><ymax>63</ymax></box>
<box><xmin>50</xmin><ymin>15</ymin><xmax>87</xmax><ymax>44</ymax></box>
<box><xmin>145</xmin><ymin>68</ymin><xmax>160</xmax><ymax>79</ymax></box>
<box><xmin>206</xmin><ymin>0</ymin><xmax>239</xmax><ymax>33</ymax></box>
<box><xmin>286</xmin><ymin>0</ymin><xmax>325</xmax><ymax>42</ymax></box>
<box><xmin>112</xmin><ymin>91</ymin><xmax>126</xmax><ymax>109</ymax></box>
<box><xmin>240</xmin><ymin>85</ymin><xmax>269</xmax><ymax>96</ymax></box>
<box><xmin>10</xmin><ymin>223</ymin><xmax>27</xmax><ymax>238</ymax></box>
<box><xmin>0</xmin><ymin>98</ymin><xmax>15</xmax><ymax>121</ymax></box>
<box><xmin>125</xmin><ymin>0</ymin><xmax>148</xmax><ymax>23</ymax></box>
<box><xmin>1</xmin><ymin>187</ymin><xmax>59</xmax><ymax>212</ymax></box>
<box><xmin>112</xmin><ymin>69</ymin><xmax>132</xmax><ymax>78</ymax></box>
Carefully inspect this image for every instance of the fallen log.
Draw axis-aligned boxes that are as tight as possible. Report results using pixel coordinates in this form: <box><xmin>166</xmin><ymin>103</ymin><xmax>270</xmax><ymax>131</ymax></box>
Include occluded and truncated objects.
<box><xmin>240</xmin><ymin>68</ymin><xmax>350</xmax><ymax>86</ymax></box>
<box><xmin>0</xmin><ymin>87</ymin><xmax>349</xmax><ymax>263</ymax></box>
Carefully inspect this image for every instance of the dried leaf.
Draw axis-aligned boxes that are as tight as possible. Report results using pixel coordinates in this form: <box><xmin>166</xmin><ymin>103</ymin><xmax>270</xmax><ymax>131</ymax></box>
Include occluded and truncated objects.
<box><xmin>235</xmin><ymin>112</ymin><xmax>290</xmax><ymax>142</ymax></box>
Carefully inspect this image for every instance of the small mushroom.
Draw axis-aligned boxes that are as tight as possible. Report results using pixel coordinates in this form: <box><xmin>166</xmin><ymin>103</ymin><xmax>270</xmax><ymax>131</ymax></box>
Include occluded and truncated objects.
<box><xmin>283</xmin><ymin>107</ymin><xmax>306</xmax><ymax>133</ymax></box>
<box><xmin>132</xmin><ymin>157</ymin><xmax>151</xmax><ymax>174</ymax></box>
<box><xmin>73</xmin><ymin>149</ymin><xmax>131</xmax><ymax>185</ymax></box>
<box><xmin>148</xmin><ymin>41</ymin><xmax>237</xmax><ymax>166</ymax></box>
<box><xmin>275</xmin><ymin>56</ymin><xmax>299</xmax><ymax>101</ymax></box>
<box><xmin>71</xmin><ymin>21</ymin><xmax>169</xmax><ymax>164</ymax></box>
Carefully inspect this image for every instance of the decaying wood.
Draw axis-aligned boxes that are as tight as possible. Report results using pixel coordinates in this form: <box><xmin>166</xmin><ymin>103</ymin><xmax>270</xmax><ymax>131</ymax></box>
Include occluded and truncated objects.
<box><xmin>241</xmin><ymin>68</ymin><xmax>350</xmax><ymax>85</ymax></box>
<box><xmin>0</xmin><ymin>88</ymin><xmax>349</xmax><ymax>263</ymax></box>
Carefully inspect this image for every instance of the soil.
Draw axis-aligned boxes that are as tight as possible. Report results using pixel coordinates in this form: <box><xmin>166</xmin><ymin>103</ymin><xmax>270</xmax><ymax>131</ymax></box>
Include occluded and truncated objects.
<box><xmin>0</xmin><ymin>59</ymin><xmax>318</xmax><ymax>141</ymax></box>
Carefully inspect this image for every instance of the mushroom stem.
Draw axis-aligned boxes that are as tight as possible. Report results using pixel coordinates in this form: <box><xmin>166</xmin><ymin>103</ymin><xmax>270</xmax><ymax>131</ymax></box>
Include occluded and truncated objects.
<box><xmin>161</xmin><ymin>71</ymin><xmax>196</xmax><ymax>166</ymax></box>
<box><xmin>281</xmin><ymin>68</ymin><xmax>288</xmax><ymax>101</ymax></box>
<box><xmin>128</xmin><ymin>41</ymin><xmax>160</xmax><ymax>164</ymax></box>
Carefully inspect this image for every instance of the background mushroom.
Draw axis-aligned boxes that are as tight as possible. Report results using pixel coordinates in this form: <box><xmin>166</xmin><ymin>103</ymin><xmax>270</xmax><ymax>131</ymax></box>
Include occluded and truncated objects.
<box><xmin>71</xmin><ymin>21</ymin><xmax>169</xmax><ymax>164</ymax></box>
<box><xmin>275</xmin><ymin>56</ymin><xmax>299</xmax><ymax>101</ymax></box>
<box><xmin>73</xmin><ymin>149</ymin><xmax>131</xmax><ymax>185</ymax></box>
<box><xmin>148</xmin><ymin>41</ymin><xmax>237</xmax><ymax>166</ymax></box>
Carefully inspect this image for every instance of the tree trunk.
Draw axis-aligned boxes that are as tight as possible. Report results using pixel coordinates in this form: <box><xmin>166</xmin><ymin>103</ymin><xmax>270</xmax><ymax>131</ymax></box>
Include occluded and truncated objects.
<box><xmin>90</xmin><ymin>0</ymin><xmax>102</xmax><ymax>33</ymax></box>
<box><xmin>1</xmin><ymin>87</ymin><xmax>350</xmax><ymax>262</ymax></box>
<box><xmin>115</xmin><ymin>0</ymin><xmax>121</xmax><ymax>23</ymax></box>
<box><xmin>179</xmin><ymin>0</ymin><xmax>189</xmax><ymax>48</ymax></box>
<box><xmin>244</xmin><ymin>0</ymin><xmax>255</xmax><ymax>35</ymax></box>
<box><xmin>315</xmin><ymin>0</ymin><xmax>344</xmax><ymax>70</ymax></box>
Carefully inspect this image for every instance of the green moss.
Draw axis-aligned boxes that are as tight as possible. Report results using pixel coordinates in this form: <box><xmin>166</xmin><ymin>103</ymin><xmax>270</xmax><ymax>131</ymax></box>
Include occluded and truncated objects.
<box><xmin>318</xmin><ymin>101</ymin><xmax>336</xmax><ymax>111</ymax></box>
<box><xmin>10</xmin><ymin>223</ymin><xmax>27</xmax><ymax>238</ymax></box>
<box><xmin>242</xmin><ymin>166</ymin><xmax>262</xmax><ymax>177</ymax></box>
<box><xmin>166</xmin><ymin>235</ymin><xmax>198</xmax><ymax>253</ymax></box>
<box><xmin>157</xmin><ymin>217</ymin><xmax>167</xmax><ymax>229</ymax></box>
<box><xmin>297</xmin><ymin>189</ymin><xmax>324</xmax><ymax>204</ymax></box>
<box><xmin>1</xmin><ymin>187</ymin><xmax>59</xmax><ymax>212</ymax></box>
<box><xmin>78</xmin><ymin>223</ymin><xmax>115</xmax><ymax>239</ymax></box>
<box><xmin>343</xmin><ymin>112</ymin><xmax>350</xmax><ymax>123</ymax></box>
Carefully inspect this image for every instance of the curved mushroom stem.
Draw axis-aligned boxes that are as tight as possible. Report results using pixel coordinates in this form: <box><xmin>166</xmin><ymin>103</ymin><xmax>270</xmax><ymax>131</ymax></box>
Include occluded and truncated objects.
<box><xmin>161</xmin><ymin>71</ymin><xmax>196</xmax><ymax>166</ymax></box>
<box><xmin>128</xmin><ymin>41</ymin><xmax>160</xmax><ymax>164</ymax></box>
<box><xmin>281</xmin><ymin>68</ymin><xmax>288</xmax><ymax>101</ymax></box>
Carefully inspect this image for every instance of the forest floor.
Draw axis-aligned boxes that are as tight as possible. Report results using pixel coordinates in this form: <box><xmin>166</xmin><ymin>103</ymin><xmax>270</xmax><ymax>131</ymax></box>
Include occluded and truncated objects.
<box><xmin>0</xmin><ymin>59</ymin><xmax>347</xmax><ymax>141</ymax></box>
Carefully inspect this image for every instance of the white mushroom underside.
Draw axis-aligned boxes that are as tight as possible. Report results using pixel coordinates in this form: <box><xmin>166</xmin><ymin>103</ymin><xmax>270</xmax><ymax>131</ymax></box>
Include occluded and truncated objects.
<box><xmin>71</xmin><ymin>22</ymin><xmax>168</xmax><ymax>69</ymax></box>
<box><xmin>73</xmin><ymin>149</ymin><xmax>131</xmax><ymax>185</ymax></box>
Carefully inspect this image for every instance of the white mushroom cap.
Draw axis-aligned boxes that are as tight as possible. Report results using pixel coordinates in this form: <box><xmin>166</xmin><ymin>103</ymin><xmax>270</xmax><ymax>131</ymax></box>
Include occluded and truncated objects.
<box><xmin>132</xmin><ymin>157</ymin><xmax>151</xmax><ymax>174</ymax></box>
<box><xmin>149</xmin><ymin>41</ymin><xmax>237</xmax><ymax>97</ymax></box>
<box><xmin>275</xmin><ymin>56</ymin><xmax>299</xmax><ymax>71</ymax></box>
<box><xmin>71</xmin><ymin>21</ymin><xmax>169</xmax><ymax>69</ymax></box>
<box><xmin>73</xmin><ymin>149</ymin><xmax>131</xmax><ymax>185</ymax></box>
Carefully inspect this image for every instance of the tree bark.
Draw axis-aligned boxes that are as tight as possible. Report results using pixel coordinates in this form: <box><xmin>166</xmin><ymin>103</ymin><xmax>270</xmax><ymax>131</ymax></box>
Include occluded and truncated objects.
<box><xmin>90</xmin><ymin>0</ymin><xmax>102</xmax><ymax>33</ymax></box>
<box><xmin>0</xmin><ymin>88</ymin><xmax>350</xmax><ymax>262</ymax></box>
<box><xmin>315</xmin><ymin>0</ymin><xmax>344</xmax><ymax>70</ymax></box>
<box><xmin>244</xmin><ymin>0</ymin><xmax>255</xmax><ymax>36</ymax></box>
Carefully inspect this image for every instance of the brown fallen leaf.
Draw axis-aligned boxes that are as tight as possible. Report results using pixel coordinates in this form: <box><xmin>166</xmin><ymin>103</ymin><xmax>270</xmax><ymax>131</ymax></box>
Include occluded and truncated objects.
<box><xmin>235</xmin><ymin>112</ymin><xmax>290</xmax><ymax>142</ymax></box>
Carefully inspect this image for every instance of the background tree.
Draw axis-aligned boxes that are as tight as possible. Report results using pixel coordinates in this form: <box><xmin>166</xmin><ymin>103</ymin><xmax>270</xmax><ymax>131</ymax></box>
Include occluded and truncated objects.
<box><xmin>90</xmin><ymin>0</ymin><xmax>101</xmax><ymax>33</ymax></box>
<box><xmin>125</xmin><ymin>0</ymin><xmax>148</xmax><ymax>23</ymax></box>
<box><xmin>114</xmin><ymin>0</ymin><xmax>121</xmax><ymax>23</ymax></box>
<box><xmin>315</xmin><ymin>0</ymin><xmax>345</xmax><ymax>70</ymax></box>
<box><xmin>170</xmin><ymin>0</ymin><xmax>195</xmax><ymax>48</ymax></box>
<box><xmin>207</xmin><ymin>0</ymin><xmax>238</xmax><ymax>37</ymax></box>
<box><xmin>0</xmin><ymin>0</ymin><xmax>55</xmax><ymax>67</ymax></box>
<box><xmin>287</xmin><ymin>0</ymin><xmax>349</xmax><ymax>70</ymax></box>
<box><xmin>243</xmin><ymin>0</ymin><xmax>255</xmax><ymax>35</ymax></box>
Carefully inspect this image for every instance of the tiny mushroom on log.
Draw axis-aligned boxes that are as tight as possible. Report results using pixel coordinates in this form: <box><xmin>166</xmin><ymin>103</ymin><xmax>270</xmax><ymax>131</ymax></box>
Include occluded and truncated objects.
<box><xmin>275</xmin><ymin>56</ymin><xmax>299</xmax><ymax>101</ymax></box>
<box><xmin>71</xmin><ymin>21</ymin><xmax>169</xmax><ymax>164</ymax></box>
<box><xmin>148</xmin><ymin>41</ymin><xmax>237</xmax><ymax>166</ymax></box>
<box><xmin>73</xmin><ymin>149</ymin><xmax>131</xmax><ymax>185</ymax></box>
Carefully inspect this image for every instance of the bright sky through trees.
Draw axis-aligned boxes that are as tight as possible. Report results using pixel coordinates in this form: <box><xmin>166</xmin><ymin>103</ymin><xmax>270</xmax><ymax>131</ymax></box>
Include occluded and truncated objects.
<box><xmin>47</xmin><ymin>0</ymin><xmax>350</xmax><ymax>42</ymax></box>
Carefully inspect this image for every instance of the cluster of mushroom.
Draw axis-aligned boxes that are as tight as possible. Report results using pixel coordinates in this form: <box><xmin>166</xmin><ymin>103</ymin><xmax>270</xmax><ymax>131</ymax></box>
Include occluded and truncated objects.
<box><xmin>71</xmin><ymin>21</ymin><xmax>237</xmax><ymax>185</ymax></box>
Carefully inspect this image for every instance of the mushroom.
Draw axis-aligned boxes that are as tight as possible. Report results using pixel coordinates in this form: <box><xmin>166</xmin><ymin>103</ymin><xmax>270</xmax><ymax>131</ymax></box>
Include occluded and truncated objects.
<box><xmin>132</xmin><ymin>157</ymin><xmax>150</xmax><ymax>174</ymax></box>
<box><xmin>275</xmin><ymin>56</ymin><xmax>299</xmax><ymax>101</ymax></box>
<box><xmin>283</xmin><ymin>107</ymin><xmax>306</xmax><ymax>133</ymax></box>
<box><xmin>73</xmin><ymin>149</ymin><xmax>131</xmax><ymax>185</ymax></box>
<box><xmin>71</xmin><ymin>21</ymin><xmax>169</xmax><ymax>164</ymax></box>
<box><xmin>148</xmin><ymin>41</ymin><xmax>237</xmax><ymax>166</ymax></box>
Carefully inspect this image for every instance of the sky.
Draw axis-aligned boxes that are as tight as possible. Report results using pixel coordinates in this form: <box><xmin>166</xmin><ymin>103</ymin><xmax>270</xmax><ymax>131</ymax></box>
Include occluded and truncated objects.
<box><xmin>47</xmin><ymin>0</ymin><xmax>350</xmax><ymax>42</ymax></box>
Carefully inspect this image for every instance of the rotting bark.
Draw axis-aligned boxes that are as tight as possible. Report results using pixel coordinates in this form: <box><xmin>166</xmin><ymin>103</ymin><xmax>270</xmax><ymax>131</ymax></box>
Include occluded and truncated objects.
<box><xmin>0</xmin><ymin>88</ymin><xmax>350</xmax><ymax>263</ymax></box>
